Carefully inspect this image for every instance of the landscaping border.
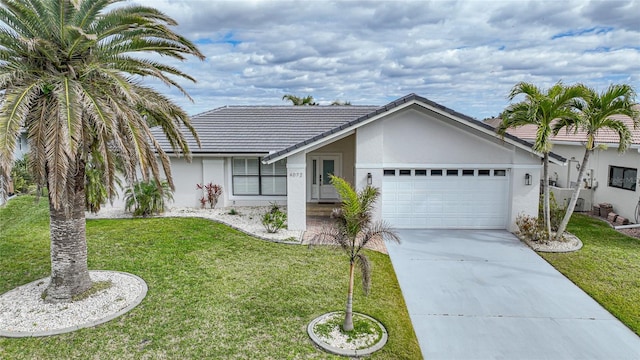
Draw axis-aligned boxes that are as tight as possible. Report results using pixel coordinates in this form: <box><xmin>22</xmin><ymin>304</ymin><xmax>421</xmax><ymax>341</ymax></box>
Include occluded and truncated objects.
<box><xmin>307</xmin><ymin>311</ymin><xmax>388</xmax><ymax>357</ymax></box>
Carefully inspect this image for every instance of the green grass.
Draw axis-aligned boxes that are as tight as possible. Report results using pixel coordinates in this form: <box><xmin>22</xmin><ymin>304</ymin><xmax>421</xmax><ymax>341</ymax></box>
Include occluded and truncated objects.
<box><xmin>0</xmin><ymin>196</ymin><xmax>421</xmax><ymax>359</ymax></box>
<box><xmin>540</xmin><ymin>214</ymin><xmax>640</xmax><ymax>335</ymax></box>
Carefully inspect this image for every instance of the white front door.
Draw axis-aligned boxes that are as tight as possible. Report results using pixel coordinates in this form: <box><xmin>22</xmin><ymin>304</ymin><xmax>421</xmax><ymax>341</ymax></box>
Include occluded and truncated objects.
<box><xmin>310</xmin><ymin>155</ymin><xmax>341</xmax><ymax>200</ymax></box>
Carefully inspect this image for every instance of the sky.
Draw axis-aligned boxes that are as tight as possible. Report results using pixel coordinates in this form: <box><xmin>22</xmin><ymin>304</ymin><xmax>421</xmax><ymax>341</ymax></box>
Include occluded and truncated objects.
<box><xmin>132</xmin><ymin>0</ymin><xmax>640</xmax><ymax>120</ymax></box>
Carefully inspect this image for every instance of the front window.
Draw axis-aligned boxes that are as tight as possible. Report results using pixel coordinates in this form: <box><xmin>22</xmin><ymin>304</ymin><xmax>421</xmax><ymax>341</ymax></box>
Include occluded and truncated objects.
<box><xmin>608</xmin><ymin>166</ymin><xmax>637</xmax><ymax>191</ymax></box>
<box><xmin>232</xmin><ymin>157</ymin><xmax>287</xmax><ymax>195</ymax></box>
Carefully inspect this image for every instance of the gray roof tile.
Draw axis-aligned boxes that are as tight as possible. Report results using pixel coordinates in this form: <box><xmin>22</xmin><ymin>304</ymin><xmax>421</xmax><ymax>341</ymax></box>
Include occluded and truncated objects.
<box><xmin>154</xmin><ymin>94</ymin><xmax>564</xmax><ymax>164</ymax></box>
<box><xmin>153</xmin><ymin>105</ymin><xmax>379</xmax><ymax>154</ymax></box>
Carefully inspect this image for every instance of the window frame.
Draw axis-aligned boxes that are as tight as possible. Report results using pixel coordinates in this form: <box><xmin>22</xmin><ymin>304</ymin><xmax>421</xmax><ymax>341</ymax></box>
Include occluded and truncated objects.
<box><xmin>232</xmin><ymin>157</ymin><xmax>287</xmax><ymax>196</ymax></box>
<box><xmin>608</xmin><ymin>165</ymin><xmax>637</xmax><ymax>191</ymax></box>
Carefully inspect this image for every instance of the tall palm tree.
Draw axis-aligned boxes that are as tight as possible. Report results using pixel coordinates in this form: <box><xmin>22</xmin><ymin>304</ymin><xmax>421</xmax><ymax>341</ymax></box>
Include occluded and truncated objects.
<box><xmin>312</xmin><ymin>175</ymin><xmax>399</xmax><ymax>331</ymax></box>
<box><xmin>553</xmin><ymin>84</ymin><xmax>639</xmax><ymax>240</ymax></box>
<box><xmin>282</xmin><ymin>94</ymin><xmax>318</xmax><ymax>106</ymax></box>
<box><xmin>0</xmin><ymin>0</ymin><xmax>204</xmax><ymax>303</ymax></box>
<box><xmin>497</xmin><ymin>82</ymin><xmax>582</xmax><ymax>236</ymax></box>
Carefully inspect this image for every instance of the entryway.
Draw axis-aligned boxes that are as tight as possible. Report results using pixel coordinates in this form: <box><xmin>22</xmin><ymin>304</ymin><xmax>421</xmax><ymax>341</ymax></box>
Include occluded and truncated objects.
<box><xmin>309</xmin><ymin>155</ymin><xmax>341</xmax><ymax>201</ymax></box>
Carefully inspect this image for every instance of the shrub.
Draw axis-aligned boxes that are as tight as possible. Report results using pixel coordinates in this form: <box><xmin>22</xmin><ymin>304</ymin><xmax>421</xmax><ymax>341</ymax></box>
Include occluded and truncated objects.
<box><xmin>124</xmin><ymin>180</ymin><xmax>173</xmax><ymax>217</ymax></box>
<box><xmin>539</xmin><ymin>192</ymin><xmax>565</xmax><ymax>231</ymax></box>
<box><xmin>10</xmin><ymin>156</ymin><xmax>35</xmax><ymax>195</ymax></box>
<box><xmin>196</xmin><ymin>182</ymin><xmax>222</xmax><ymax>209</ymax></box>
<box><xmin>515</xmin><ymin>213</ymin><xmax>549</xmax><ymax>242</ymax></box>
<box><xmin>262</xmin><ymin>203</ymin><xmax>287</xmax><ymax>233</ymax></box>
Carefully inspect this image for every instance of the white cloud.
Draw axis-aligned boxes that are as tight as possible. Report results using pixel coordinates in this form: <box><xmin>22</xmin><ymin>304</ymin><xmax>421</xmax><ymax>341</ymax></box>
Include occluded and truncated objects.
<box><xmin>132</xmin><ymin>0</ymin><xmax>640</xmax><ymax>120</ymax></box>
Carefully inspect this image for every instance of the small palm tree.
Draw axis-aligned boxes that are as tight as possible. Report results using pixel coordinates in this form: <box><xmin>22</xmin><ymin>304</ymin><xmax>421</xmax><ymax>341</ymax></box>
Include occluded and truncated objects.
<box><xmin>497</xmin><ymin>82</ymin><xmax>582</xmax><ymax>236</ymax></box>
<box><xmin>282</xmin><ymin>94</ymin><xmax>318</xmax><ymax>106</ymax></box>
<box><xmin>312</xmin><ymin>175</ymin><xmax>399</xmax><ymax>331</ymax></box>
<box><xmin>124</xmin><ymin>180</ymin><xmax>173</xmax><ymax>217</ymax></box>
<box><xmin>553</xmin><ymin>84</ymin><xmax>639</xmax><ymax>240</ymax></box>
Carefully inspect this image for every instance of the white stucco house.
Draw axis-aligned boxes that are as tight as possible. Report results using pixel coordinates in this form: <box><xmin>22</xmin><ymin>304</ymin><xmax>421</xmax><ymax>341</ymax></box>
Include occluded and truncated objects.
<box><xmin>487</xmin><ymin>106</ymin><xmax>640</xmax><ymax>223</ymax></box>
<box><xmin>154</xmin><ymin>94</ymin><xmax>563</xmax><ymax>232</ymax></box>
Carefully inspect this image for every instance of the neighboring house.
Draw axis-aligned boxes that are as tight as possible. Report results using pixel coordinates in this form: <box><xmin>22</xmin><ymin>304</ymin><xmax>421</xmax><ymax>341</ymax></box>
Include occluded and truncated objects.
<box><xmin>485</xmin><ymin>105</ymin><xmax>640</xmax><ymax>223</ymax></box>
<box><xmin>154</xmin><ymin>94</ymin><xmax>562</xmax><ymax>232</ymax></box>
<box><xmin>13</xmin><ymin>129</ymin><xmax>28</xmax><ymax>160</ymax></box>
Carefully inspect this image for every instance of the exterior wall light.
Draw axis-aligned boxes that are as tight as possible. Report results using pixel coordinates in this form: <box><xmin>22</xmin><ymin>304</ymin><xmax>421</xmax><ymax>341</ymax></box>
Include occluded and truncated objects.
<box><xmin>525</xmin><ymin>173</ymin><xmax>532</xmax><ymax>186</ymax></box>
<box><xmin>367</xmin><ymin>172</ymin><xmax>373</xmax><ymax>185</ymax></box>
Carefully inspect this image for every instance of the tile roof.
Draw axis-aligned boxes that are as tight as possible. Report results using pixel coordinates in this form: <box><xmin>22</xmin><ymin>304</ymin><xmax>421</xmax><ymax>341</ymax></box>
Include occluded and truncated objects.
<box><xmin>153</xmin><ymin>93</ymin><xmax>565</xmax><ymax>163</ymax></box>
<box><xmin>153</xmin><ymin>105</ymin><xmax>379</xmax><ymax>154</ymax></box>
<box><xmin>484</xmin><ymin>105</ymin><xmax>640</xmax><ymax>146</ymax></box>
<box><xmin>262</xmin><ymin>93</ymin><xmax>565</xmax><ymax>163</ymax></box>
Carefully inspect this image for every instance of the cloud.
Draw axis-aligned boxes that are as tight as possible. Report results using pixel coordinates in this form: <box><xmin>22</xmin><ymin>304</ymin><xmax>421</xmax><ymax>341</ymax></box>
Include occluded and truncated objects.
<box><xmin>131</xmin><ymin>0</ymin><xmax>640</xmax><ymax>120</ymax></box>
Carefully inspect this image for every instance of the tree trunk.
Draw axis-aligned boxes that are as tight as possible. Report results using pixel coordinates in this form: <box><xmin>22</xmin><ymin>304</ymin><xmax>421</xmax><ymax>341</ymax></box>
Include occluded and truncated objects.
<box><xmin>343</xmin><ymin>261</ymin><xmax>355</xmax><ymax>331</ymax></box>
<box><xmin>44</xmin><ymin>157</ymin><xmax>92</xmax><ymax>303</ymax></box>
<box><xmin>555</xmin><ymin>149</ymin><xmax>592</xmax><ymax>241</ymax></box>
<box><xmin>543</xmin><ymin>153</ymin><xmax>551</xmax><ymax>236</ymax></box>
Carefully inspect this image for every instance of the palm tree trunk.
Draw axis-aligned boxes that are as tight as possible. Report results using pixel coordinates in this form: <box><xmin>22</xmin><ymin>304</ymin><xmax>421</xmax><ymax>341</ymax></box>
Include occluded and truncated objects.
<box><xmin>543</xmin><ymin>153</ymin><xmax>551</xmax><ymax>236</ymax></box>
<box><xmin>555</xmin><ymin>149</ymin><xmax>591</xmax><ymax>240</ymax></box>
<box><xmin>343</xmin><ymin>260</ymin><xmax>355</xmax><ymax>331</ymax></box>
<box><xmin>44</xmin><ymin>158</ymin><xmax>92</xmax><ymax>303</ymax></box>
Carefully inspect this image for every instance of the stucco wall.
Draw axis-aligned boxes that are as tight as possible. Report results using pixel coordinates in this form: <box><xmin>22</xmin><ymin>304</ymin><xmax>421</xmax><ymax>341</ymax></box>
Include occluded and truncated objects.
<box><xmin>165</xmin><ymin>156</ymin><xmax>288</xmax><ymax>209</ymax></box>
<box><xmin>356</xmin><ymin>106</ymin><xmax>542</xmax><ymax>230</ymax></box>
<box><xmin>550</xmin><ymin>144</ymin><xmax>640</xmax><ymax>222</ymax></box>
<box><xmin>168</xmin><ymin>157</ymin><xmax>204</xmax><ymax>208</ymax></box>
<box><xmin>380</xmin><ymin>109</ymin><xmax>518</xmax><ymax>164</ymax></box>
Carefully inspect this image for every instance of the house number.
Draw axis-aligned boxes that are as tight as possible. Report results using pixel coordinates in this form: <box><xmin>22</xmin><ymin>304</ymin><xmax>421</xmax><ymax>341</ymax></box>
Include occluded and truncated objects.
<box><xmin>288</xmin><ymin>172</ymin><xmax>303</xmax><ymax>178</ymax></box>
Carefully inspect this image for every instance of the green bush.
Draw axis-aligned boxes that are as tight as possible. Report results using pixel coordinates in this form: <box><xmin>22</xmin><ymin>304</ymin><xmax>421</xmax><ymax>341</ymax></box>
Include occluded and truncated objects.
<box><xmin>10</xmin><ymin>156</ymin><xmax>35</xmax><ymax>195</ymax></box>
<box><xmin>124</xmin><ymin>180</ymin><xmax>173</xmax><ymax>217</ymax></box>
<box><xmin>262</xmin><ymin>203</ymin><xmax>287</xmax><ymax>233</ymax></box>
<box><xmin>539</xmin><ymin>192</ymin><xmax>565</xmax><ymax>231</ymax></box>
<box><xmin>85</xmin><ymin>164</ymin><xmax>109</xmax><ymax>213</ymax></box>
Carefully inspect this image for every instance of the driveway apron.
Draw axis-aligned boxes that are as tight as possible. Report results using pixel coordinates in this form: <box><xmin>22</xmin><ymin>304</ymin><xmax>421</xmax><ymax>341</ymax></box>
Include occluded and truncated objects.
<box><xmin>387</xmin><ymin>229</ymin><xmax>640</xmax><ymax>360</ymax></box>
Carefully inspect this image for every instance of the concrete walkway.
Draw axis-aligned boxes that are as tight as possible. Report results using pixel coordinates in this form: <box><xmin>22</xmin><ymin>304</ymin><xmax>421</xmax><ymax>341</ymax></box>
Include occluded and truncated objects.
<box><xmin>387</xmin><ymin>229</ymin><xmax>640</xmax><ymax>360</ymax></box>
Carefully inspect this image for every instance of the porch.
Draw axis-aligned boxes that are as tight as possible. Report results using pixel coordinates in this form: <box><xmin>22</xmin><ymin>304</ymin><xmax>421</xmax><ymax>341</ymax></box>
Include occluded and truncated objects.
<box><xmin>302</xmin><ymin>202</ymin><xmax>388</xmax><ymax>254</ymax></box>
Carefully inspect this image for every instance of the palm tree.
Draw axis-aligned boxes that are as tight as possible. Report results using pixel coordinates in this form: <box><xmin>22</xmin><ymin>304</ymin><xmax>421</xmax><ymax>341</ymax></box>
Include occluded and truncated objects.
<box><xmin>282</xmin><ymin>94</ymin><xmax>318</xmax><ymax>106</ymax></box>
<box><xmin>312</xmin><ymin>175</ymin><xmax>399</xmax><ymax>331</ymax></box>
<box><xmin>553</xmin><ymin>84</ymin><xmax>639</xmax><ymax>240</ymax></box>
<box><xmin>497</xmin><ymin>82</ymin><xmax>582</xmax><ymax>236</ymax></box>
<box><xmin>0</xmin><ymin>0</ymin><xmax>204</xmax><ymax>303</ymax></box>
<box><xmin>331</xmin><ymin>100</ymin><xmax>351</xmax><ymax>106</ymax></box>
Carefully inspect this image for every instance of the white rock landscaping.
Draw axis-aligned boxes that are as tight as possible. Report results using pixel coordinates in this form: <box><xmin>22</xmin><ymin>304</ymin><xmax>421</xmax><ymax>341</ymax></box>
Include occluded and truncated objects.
<box><xmin>0</xmin><ymin>271</ymin><xmax>147</xmax><ymax>337</ymax></box>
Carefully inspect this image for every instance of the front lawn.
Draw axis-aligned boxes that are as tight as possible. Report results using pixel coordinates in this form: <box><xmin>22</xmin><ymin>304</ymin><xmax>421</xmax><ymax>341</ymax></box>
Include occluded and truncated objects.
<box><xmin>0</xmin><ymin>196</ymin><xmax>422</xmax><ymax>359</ymax></box>
<box><xmin>540</xmin><ymin>214</ymin><xmax>640</xmax><ymax>335</ymax></box>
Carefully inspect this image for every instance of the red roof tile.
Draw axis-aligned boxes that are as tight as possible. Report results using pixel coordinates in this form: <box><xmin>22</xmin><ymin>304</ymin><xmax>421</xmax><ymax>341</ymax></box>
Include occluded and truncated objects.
<box><xmin>485</xmin><ymin>105</ymin><xmax>640</xmax><ymax>146</ymax></box>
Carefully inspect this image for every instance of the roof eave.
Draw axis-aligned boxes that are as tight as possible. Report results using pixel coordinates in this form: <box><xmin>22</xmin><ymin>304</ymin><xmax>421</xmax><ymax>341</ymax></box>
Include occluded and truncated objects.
<box><xmin>263</xmin><ymin>93</ymin><xmax>567</xmax><ymax>165</ymax></box>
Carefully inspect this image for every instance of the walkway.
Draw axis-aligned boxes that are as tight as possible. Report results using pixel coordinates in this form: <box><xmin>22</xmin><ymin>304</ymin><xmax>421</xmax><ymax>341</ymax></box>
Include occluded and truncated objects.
<box><xmin>302</xmin><ymin>215</ymin><xmax>388</xmax><ymax>254</ymax></box>
<box><xmin>387</xmin><ymin>229</ymin><xmax>640</xmax><ymax>359</ymax></box>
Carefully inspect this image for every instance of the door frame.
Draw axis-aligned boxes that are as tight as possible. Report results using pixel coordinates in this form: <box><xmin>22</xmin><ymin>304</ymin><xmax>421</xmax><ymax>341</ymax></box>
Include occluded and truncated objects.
<box><xmin>308</xmin><ymin>153</ymin><xmax>342</xmax><ymax>201</ymax></box>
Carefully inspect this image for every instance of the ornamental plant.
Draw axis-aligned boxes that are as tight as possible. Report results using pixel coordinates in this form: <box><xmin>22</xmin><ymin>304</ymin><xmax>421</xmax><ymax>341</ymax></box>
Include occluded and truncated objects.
<box><xmin>312</xmin><ymin>175</ymin><xmax>399</xmax><ymax>331</ymax></box>
<box><xmin>197</xmin><ymin>182</ymin><xmax>223</xmax><ymax>209</ymax></box>
<box><xmin>125</xmin><ymin>180</ymin><xmax>173</xmax><ymax>217</ymax></box>
<box><xmin>262</xmin><ymin>203</ymin><xmax>287</xmax><ymax>233</ymax></box>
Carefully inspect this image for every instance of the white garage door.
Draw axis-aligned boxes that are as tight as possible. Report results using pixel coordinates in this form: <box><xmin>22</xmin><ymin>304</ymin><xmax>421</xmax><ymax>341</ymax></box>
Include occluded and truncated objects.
<box><xmin>382</xmin><ymin>168</ymin><xmax>509</xmax><ymax>229</ymax></box>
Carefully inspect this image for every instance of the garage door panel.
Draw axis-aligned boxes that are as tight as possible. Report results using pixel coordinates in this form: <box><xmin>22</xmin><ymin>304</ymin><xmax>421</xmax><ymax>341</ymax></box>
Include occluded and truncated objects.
<box><xmin>382</xmin><ymin>170</ymin><xmax>509</xmax><ymax>229</ymax></box>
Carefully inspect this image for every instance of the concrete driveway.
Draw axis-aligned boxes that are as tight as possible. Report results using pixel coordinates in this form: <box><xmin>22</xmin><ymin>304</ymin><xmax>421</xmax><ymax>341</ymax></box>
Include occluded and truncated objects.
<box><xmin>386</xmin><ymin>229</ymin><xmax>640</xmax><ymax>360</ymax></box>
